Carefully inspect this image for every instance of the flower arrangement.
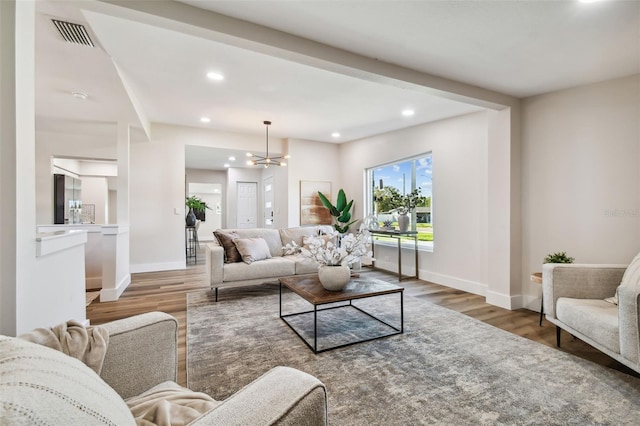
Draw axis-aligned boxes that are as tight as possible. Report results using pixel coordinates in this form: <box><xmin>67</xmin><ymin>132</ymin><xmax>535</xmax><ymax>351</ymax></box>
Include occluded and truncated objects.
<box><xmin>284</xmin><ymin>225</ymin><xmax>373</xmax><ymax>267</ymax></box>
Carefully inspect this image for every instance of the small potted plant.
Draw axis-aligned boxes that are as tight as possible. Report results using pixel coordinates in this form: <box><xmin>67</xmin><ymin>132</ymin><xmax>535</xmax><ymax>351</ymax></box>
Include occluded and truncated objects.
<box><xmin>185</xmin><ymin>196</ymin><xmax>210</xmax><ymax>226</ymax></box>
<box><xmin>543</xmin><ymin>251</ymin><xmax>575</xmax><ymax>264</ymax></box>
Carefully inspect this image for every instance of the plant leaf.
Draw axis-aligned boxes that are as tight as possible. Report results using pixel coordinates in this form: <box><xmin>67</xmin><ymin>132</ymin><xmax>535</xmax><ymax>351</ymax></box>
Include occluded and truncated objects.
<box><xmin>338</xmin><ymin>211</ymin><xmax>351</xmax><ymax>223</ymax></box>
<box><xmin>318</xmin><ymin>191</ymin><xmax>339</xmax><ymax>216</ymax></box>
<box><xmin>336</xmin><ymin>189</ymin><xmax>347</xmax><ymax>212</ymax></box>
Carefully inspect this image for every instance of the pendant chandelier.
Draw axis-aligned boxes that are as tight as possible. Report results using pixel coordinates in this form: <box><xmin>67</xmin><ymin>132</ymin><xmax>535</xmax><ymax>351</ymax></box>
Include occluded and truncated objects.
<box><xmin>246</xmin><ymin>120</ymin><xmax>289</xmax><ymax>168</ymax></box>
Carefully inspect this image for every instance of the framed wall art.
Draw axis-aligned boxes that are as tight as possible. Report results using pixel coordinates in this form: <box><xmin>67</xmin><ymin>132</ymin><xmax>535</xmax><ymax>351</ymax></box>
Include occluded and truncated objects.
<box><xmin>300</xmin><ymin>181</ymin><xmax>332</xmax><ymax>226</ymax></box>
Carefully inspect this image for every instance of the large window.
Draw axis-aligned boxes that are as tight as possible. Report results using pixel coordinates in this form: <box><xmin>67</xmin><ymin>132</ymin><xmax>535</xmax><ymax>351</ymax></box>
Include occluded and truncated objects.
<box><xmin>366</xmin><ymin>153</ymin><xmax>432</xmax><ymax>248</ymax></box>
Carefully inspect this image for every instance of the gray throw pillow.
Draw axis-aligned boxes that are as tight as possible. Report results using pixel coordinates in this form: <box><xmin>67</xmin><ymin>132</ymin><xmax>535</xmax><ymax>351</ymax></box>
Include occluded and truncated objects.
<box><xmin>233</xmin><ymin>237</ymin><xmax>272</xmax><ymax>264</ymax></box>
<box><xmin>214</xmin><ymin>230</ymin><xmax>242</xmax><ymax>263</ymax></box>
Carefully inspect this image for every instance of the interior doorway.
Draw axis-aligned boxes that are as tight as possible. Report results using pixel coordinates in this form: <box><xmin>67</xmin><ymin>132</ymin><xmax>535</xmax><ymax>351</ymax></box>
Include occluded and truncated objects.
<box><xmin>237</xmin><ymin>181</ymin><xmax>258</xmax><ymax>228</ymax></box>
<box><xmin>263</xmin><ymin>176</ymin><xmax>274</xmax><ymax>228</ymax></box>
<box><xmin>188</xmin><ymin>182</ymin><xmax>222</xmax><ymax>241</ymax></box>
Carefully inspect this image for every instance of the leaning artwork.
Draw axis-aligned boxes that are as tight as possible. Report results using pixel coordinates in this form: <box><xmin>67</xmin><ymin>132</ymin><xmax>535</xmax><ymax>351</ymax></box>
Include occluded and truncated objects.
<box><xmin>300</xmin><ymin>181</ymin><xmax>332</xmax><ymax>225</ymax></box>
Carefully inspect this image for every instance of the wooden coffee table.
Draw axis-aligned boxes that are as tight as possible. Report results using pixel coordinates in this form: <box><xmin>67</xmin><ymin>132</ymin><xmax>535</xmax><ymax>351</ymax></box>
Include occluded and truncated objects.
<box><xmin>279</xmin><ymin>274</ymin><xmax>404</xmax><ymax>353</ymax></box>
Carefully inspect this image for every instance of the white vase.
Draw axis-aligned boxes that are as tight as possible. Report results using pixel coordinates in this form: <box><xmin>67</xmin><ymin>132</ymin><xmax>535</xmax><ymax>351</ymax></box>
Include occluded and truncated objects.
<box><xmin>397</xmin><ymin>213</ymin><xmax>410</xmax><ymax>233</ymax></box>
<box><xmin>318</xmin><ymin>265</ymin><xmax>351</xmax><ymax>291</ymax></box>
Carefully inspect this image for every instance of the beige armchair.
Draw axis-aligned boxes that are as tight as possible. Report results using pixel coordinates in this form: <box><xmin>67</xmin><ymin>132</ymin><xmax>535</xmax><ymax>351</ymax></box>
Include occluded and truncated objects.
<box><xmin>0</xmin><ymin>312</ymin><xmax>328</xmax><ymax>425</ymax></box>
<box><xmin>542</xmin><ymin>253</ymin><xmax>640</xmax><ymax>373</ymax></box>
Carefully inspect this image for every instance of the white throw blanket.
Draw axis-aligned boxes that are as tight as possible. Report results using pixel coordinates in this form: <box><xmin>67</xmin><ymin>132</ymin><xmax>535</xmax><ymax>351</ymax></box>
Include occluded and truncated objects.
<box><xmin>126</xmin><ymin>382</ymin><xmax>220</xmax><ymax>426</ymax></box>
<box><xmin>18</xmin><ymin>320</ymin><xmax>109</xmax><ymax>375</ymax></box>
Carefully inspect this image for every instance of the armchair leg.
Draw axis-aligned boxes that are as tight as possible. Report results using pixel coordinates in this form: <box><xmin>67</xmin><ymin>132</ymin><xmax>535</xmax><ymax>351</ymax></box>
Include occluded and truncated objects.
<box><xmin>215</xmin><ymin>287</ymin><xmax>218</xmax><ymax>302</ymax></box>
<box><xmin>556</xmin><ymin>326</ymin><xmax>561</xmax><ymax>347</ymax></box>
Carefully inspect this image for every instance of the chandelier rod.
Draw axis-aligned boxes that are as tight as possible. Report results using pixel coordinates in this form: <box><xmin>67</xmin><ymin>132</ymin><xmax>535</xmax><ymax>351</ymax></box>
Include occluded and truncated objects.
<box><xmin>264</xmin><ymin>120</ymin><xmax>270</xmax><ymax>158</ymax></box>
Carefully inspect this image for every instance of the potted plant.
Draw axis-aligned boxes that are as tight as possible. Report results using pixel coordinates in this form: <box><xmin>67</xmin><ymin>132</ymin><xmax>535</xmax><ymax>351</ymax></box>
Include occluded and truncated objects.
<box><xmin>543</xmin><ymin>251</ymin><xmax>575</xmax><ymax>264</ymax></box>
<box><xmin>317</xmin><ymin>189</ymin><xmax>357</xmax><ymax>234</ymax></box>
<box><xmin>185</xmin><ymin>196</ymin><xmax>210</xmax><ymax>226</ymax></box>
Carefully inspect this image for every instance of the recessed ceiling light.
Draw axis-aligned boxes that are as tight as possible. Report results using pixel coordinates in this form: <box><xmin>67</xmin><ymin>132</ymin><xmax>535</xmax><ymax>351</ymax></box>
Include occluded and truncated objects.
<box><xmin>331</xmin><ymin>132</ymin><xmax>341</xmax><ymax>138</ymax></box>
<box><xmin>207</xmin><ymin>72</ymin><xmax>224</xmax><ymax>81</ymax></box>
<box><xmin>402</xmin><ymin>109</ymin><xmax>415</xmax><ymax>117</ymax></box>
<box><xmin>229</xmin><ymin>156</ymin><xmax>236</xmax><ymax>161</ymax></box>
<box><xmin>223</xmin><ymin>163</ymin><xmax>230</xmax><ymax>168</ymax></box>
<box><xmin>200</xmin><ymin>117</ymin><xmax>211</xmax><ymax>123</ymax></box>
<box><xmin>72</xmin><ymin>91</ymin><xmax>88</xmax><ymax>100</ymax></box>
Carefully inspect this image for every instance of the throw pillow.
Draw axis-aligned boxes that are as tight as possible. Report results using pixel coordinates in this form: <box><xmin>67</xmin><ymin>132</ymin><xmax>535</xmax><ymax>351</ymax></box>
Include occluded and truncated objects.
<box><xmin>233</xmin><ymin>237</ymin><xmax>272</xmax><ymax>264</ymax></box>
<box><xmin>214</xmin><ymin>230</ymin><xmax>242</xmax><ymax>263</ymax></box>
<box><xmin>0</xmin><ymin>336</ymin><xmax>136</xmax><ymax>425</ymax></box>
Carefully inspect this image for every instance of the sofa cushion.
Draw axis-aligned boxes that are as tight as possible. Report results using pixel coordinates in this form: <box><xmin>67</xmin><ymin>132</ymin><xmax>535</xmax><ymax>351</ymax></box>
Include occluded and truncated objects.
<box><xmin>126</xmin><ymin>380</ymin><xmax>220</xmax><ymax>425</ymax></box>
<box><xmin>234</xmin><ymin>237</ymin><xmax>272</xmax><ymax>264</ymax></box>
<box><xmin>0</xmin><ymin>336</ymin><xmax>136</xmax><ymax>425</ymax></box>
<box><xmin>234</xmin><ymin>228</ymin><xmax>283</xmax><ymax>258</ymax></box>
<box><xmin>214</xmin><ymin>230</ymin><xmax>242</xmax><ymax>263</ymax></box>
<box><xmin>285</xmin><ymin>254</ymin><xmax>320</xmax><ymax>275</ymax></box>
<box><xmin>279</xmin><ymin>227</ymin><xmax>320</xmax><ymax>248</ymax></box>
<box><xmin>224</xmin><ymin>257</ymin><xmax>296</xmax><ymax>282</ymax></box>
<box><xmin>556</xmin><ymin>297</ymin><xmax>620</xmax><ymax>354</ymax></box>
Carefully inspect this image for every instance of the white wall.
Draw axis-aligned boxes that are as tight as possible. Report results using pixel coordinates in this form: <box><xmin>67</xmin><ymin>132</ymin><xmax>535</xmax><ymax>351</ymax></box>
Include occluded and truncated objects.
<box><xmin>340</xmin><ymin>112</ymin><xmax>490</xmax><ymax>295</ymax></box>
<box><xmin>81</xmin><ymin>176</ymin><xmax>108</xmax><ymax>224</ymax></box>
<box><xmin>287</xmin><ymin>138</ymin><xmax>341</xmax><ymax>227</ymax></box>
<box><xmin>129</xmin><ymin>123</ymin><xmax>275</xmax><ymax>272</ymax></box>
<box><xmin>521</xmin><ymin>74</ymin><xmax>640</xmax><ymax>309</ymax></box>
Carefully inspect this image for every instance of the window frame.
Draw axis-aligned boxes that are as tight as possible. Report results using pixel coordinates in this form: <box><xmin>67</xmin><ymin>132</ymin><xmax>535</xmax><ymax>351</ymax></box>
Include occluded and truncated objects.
<box><xmin>365</xmin><ymin>153</ymin><xmax>433</xmax><ymax>251</ymax></box>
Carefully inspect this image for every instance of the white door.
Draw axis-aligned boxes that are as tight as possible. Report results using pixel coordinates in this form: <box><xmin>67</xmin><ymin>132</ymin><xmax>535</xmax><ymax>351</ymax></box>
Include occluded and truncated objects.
<box><xmin>237</xmin><ymin>182</ymin><xmax>257</xmax><ymax>228</ymax></box>
<box><xmin>263</xmin><ymin>177</ymin><xmax>274</xmax><ymax>228</ymax></box>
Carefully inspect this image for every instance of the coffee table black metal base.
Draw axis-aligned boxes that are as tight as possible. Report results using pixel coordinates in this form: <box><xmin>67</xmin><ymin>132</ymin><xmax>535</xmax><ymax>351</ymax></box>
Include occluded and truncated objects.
<box><xmin>279</xmin><ymin>282</ymin><xmax>404</xmax><ymax>354</ymax></box>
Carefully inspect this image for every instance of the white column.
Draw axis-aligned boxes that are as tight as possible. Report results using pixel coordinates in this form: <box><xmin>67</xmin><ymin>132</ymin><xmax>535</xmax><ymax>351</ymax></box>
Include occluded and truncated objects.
<box><xmin>100</xmin><ymin>225</ymin><xmax>131</xmax><ymax>302</ymax></box>
<box><xmin>117</xmin><ymin>122</ymin><xmax>130</xmax><ymax>224</ymax></box>
<box><xmin>486</xmin><ymin>106</ymin><xmax>522</xmax><ymax>309</ymax></box>
<box><xmin>0</xmin><ymin>0</ymin><xmax>19</xmax><ymax>335</ymax></box>
<box><xmin>100</xmin><ymin>122</ymin><xmax>132</xmax><ymax>302</ymax></box>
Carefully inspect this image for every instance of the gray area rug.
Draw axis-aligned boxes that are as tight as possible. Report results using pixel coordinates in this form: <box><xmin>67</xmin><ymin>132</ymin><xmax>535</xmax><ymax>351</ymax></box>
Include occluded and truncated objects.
<box><xmin>187</xmin><ymin>284</ymin><xmax>640</xmax><ymax>425</ymax></box>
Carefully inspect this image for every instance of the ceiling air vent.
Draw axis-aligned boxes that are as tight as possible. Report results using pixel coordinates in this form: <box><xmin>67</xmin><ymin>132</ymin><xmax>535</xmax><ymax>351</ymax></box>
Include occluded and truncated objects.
<box><xmin>51</xmin><ymin>19</ymin><xmax>95</xmax><ymax>47</ymax></box>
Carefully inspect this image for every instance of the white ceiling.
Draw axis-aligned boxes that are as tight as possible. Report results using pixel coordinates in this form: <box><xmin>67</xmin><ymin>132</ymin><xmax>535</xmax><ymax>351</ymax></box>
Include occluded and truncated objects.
<box><xmin>35</xmin><ymin>0</ymin><xmax>640</xmax><ymax>170</ymax></box>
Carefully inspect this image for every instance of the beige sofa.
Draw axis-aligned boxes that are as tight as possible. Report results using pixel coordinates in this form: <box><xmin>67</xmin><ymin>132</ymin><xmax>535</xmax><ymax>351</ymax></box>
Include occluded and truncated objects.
<box><xmin>542</xmin><ymin>252</ymin><xmax>640</xmax><ymax>374</ymax></box>
<box><xmin>205</xmin><ymin>226</ymin><xmax>332</xmax><ymax>301</ymax></box>
<box><xmin>0</xmin><ymin>312</ymin><xmax>328</xmax><ymax>425</ymax></box>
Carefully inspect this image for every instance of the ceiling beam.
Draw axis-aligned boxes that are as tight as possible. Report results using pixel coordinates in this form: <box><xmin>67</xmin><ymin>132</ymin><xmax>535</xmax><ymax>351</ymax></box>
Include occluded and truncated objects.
<box><xmin>85</xmin><ymin>0</ymin><xmax>518</xmax><ymax>111</ymax></box>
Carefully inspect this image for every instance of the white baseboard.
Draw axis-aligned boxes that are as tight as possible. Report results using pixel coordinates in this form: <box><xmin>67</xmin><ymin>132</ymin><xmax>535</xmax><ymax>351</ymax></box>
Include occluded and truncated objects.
<box><xmin>486</xmin><ymin>290</ymin><xmax>523</xmax><ymax>310</ymax></box>
<box><xmin>421</xmin><ymin>270</ymin><xmax>488</xmax><ymax>297</ymax></box>
<box><xmin>130</xmin><ymin>261</ymin><xmax>186</xmax><ymax>274</ymax></box>
<box><xmin>86</xmin><ymin>276</ymin><xmax>102</xmax><ymax>290</ymax></box>
<box><xmin>100</xmin><ymin>274</ymin><xmax>131</xmax><ymax>302</ymax></box>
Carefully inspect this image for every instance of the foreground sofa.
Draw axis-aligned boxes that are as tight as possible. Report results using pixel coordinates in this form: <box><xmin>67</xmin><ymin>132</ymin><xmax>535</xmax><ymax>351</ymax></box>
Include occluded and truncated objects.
<box><xmin>205</xmin><ymin>226</ymin><xmax>332</xmax><ymax>300</ymax></box>
<box><xmin>542</xmin><ymin>252</ymin><xmax>640</xmax><ymax>374</ymax></box>
<box><xmin>0</xmin><ymin>312</ymin><xmax>328</xmax><ymax>425</ymax></box>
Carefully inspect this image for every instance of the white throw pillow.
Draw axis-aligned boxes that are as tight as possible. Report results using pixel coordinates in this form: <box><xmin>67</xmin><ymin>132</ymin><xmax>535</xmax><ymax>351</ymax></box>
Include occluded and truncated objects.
<box><xmin>233</xmin><ymin>237</ymin><xmax>272</xmax><ymax>264</ymax></box>
<box><xmin>0</xmin><ymin>336</ymin><xmax>135</xmax><ymax>425</ymax></box>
